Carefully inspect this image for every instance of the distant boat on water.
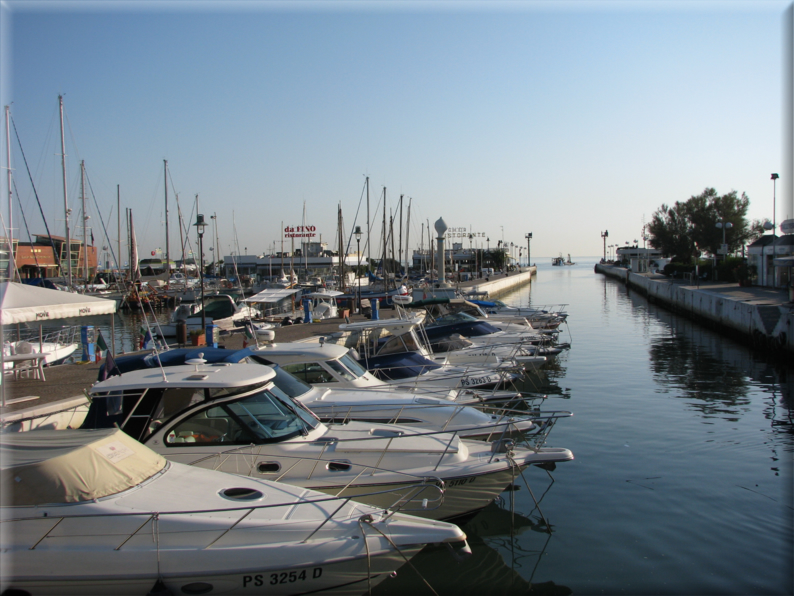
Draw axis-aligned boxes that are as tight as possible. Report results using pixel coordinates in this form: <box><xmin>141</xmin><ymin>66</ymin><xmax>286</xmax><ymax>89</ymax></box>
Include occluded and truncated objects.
<box><xmin>552</xmin><ymin>254</ymin><xmax>575</xmax><ymax>266</ymax></box>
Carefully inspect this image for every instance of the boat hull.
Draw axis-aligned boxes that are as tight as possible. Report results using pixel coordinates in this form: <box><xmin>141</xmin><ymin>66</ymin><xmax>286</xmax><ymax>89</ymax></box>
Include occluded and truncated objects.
<box><xmin>3</xmin><ymin>546</ymin><xmax>419</xmax><ymax>595</ymax></box>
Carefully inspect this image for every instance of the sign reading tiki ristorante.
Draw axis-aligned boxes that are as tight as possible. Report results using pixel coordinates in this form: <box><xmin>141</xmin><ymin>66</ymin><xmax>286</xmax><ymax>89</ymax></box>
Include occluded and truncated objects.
<box><xmin>444</xmin><ymin>227</ymin><xmax>486</xmax><ymax>239</ymax></box>
<box><xmin>284</xmin><ymin>225</ymin><xmax>317</xmax><ymax>238</ymax></box>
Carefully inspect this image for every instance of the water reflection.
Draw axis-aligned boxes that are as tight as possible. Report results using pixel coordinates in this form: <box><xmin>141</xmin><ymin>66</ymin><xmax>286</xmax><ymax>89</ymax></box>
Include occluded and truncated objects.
<box><xmin>373</xmin><ymin>502</ymin><xmax>570</xmax><ymax>596</ymax></box>
<box><xmin>648</xmin><ymin>332</ymin><xmax>752</xmax><ymax>418</ymax></box>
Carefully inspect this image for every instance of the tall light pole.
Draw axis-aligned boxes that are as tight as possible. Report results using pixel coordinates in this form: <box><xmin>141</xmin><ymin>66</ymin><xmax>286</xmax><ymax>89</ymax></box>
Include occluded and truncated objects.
<box><xmin>195</xmin><ymin>214</ymin><xmax>208</xmax><ymax>329</ymax></box>
<box><xmin>601</xmin><ymin>230</ymin><xmax>608</xmax><ymax>261</ymax></box>
<box><xmin>716</xmin><ymin>220</ymin><xmax>733</xmax><ymax>260</ymax></box>
<box><xmin>525</xmin><ymin>232</ymin><xmax>532</xmax><ymax>268</ymax></box>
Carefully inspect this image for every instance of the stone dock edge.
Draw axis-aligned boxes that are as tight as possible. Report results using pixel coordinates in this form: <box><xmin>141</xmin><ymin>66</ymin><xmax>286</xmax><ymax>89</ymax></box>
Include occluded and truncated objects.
<box><xmin>595</xmin><ymin>263</ymin><xmax>794</xmax><ymax>354</ymax></box>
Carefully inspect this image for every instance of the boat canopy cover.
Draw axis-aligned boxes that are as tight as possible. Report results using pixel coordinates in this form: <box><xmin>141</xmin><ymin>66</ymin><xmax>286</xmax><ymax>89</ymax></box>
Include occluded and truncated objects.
<box><xmin>305</xmin><ymin>290</ymin><xmax>344</xmax><ymax>298</ymax></box>
<box><xmin>0</xmin><ymin>281</ymin><xmax>117</xmax><ymax>325</ymax></box>
<box><xmin>244</xmin><ymin>288</ymin><xmax>302</xmax><ymax>303</ymax></box>
<box><xmin>0</xmin><ymin>428</ymin><xmax>166</xmax><ymax>507</ymax></box>
<box><xmin>96</xmin><ymin>347</ymin><xmax>257</xmax><ymax>380</ymax></box>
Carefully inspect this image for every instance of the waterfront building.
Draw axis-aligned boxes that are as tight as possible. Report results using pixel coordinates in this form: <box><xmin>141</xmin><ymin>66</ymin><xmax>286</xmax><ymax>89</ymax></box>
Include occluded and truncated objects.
<box><xmin>0</xmin><ymin>234</ymin><xmax>97</xmax><ymax>280</ymax></box>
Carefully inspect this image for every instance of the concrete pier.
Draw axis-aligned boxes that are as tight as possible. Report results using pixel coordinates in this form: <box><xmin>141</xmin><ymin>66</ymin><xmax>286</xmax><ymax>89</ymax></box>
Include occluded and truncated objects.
<box><xmin>595</xmin><ymin>262</ymin><xmax>794</xmax><ymax>354</ymax></box>
<box><xmin>465</xmin><ymin>267</ymin><xmax>535</xmax><ymax>298</ymax></box>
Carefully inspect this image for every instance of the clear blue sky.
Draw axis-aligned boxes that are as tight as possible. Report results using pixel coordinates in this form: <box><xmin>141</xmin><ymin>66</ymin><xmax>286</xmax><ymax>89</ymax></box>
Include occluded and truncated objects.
<box><xmin>2</xmin><ymin>1</ymin><xmax>790</xmax><ymax>266</ymax></box>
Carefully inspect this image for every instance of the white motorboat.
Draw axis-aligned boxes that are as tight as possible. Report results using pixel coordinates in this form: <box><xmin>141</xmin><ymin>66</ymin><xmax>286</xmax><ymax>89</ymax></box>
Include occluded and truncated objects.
<box><xmin>214</xmin><ymin>345</ymin><xmax>544</xmax><ymax>440</ymax></box>
<box><xmin>319</xmin><ymin>315</ymin><xmax>523</xmax><ymax>390</ymax></box>
<box><xmin>159</xmin><ymin>295</ymin><xmax>258</xmax><ymax>336</ymax></box>
<box><xmin>303</xmin><ymin>290</ymin><xmax>344</xmax><ymax>320</ymax></box>
<box><xmin>3</xmin><ymin>340</ymin><xmax>78</xmax><ymax>369</ymax></box>
<box><xmin>467</xmin><ymin>299</ymin><xmax>569</xmax><ymax>329</ymax></box>
<box><xmin>83</xmin><ymin>363</ymin><xmax>574</xmax><ymax>521</ymax></box>
<box><xmin>372</xmin><ymin>300</ymin><xmax>554</xmax><ymax>370</ymax></box>
<box><xmin>1</xmin><ymin>428</ymin><xmax>468</xmax><ymax>595</ymax></box>
<box><xmin>251</xmin><ymin>341</ymin><xmax>525</xmax><ymax>404</ymax></box>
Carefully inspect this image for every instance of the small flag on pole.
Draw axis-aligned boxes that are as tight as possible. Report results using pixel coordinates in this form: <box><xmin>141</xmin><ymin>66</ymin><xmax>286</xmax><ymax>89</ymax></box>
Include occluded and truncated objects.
<box><xmin>100</xmin><ymin>348</ymin><xmax>120</xmax><ymax>381</ymax></box>
<box><xmin>243</xmin><ymin>322</ymin><xmax>254</xmax><ymax>348</ymax></box>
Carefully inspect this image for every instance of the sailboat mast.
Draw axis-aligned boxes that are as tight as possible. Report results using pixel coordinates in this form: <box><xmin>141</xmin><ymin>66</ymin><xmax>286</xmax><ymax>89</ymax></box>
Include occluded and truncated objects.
<box><xmin>5</xmin><ymin>105</ymin><xmax>14</xmax><ymax>280</ymax></box>
<box><xmin>117</xmin><ymin>185</ymin><xmax>121</xmax><ymax>283</ymax></box>
<box><xmin>80</xmin><ymin>160</ymin><xmax>88</xmax><ymax>285</ymax></box>
<box><xmin>365</xmin><ymin>176</ymin><xmax>371</xmax><ymax>272</ymax></box>
<box><xmin>176</xmin><ymin>195</ymin><xmax>186</xmax><ymax>275</ymax></box>
<box><xmin>59</xmin><ymin>95</ymin><xmax>72</xmax><ymax>287</ymax></box>
<box><xmin>398</xmin><ymin>195</ymin><xmax>403</xmax><ymax>276</ymax></box>
<box><xmin>389</xmin><ymin>212</ymin><xmax>395</xmax><ymax>289</ymax></box>
<box><xmin>213</xmin><ymin>211</ymin><xmax>220</xmax><ymax>275</ymax></box>
<box><xmin>382</xmin><ymin>187</ymin><xmax>387</xmax><ymax>285</ymax></box>
<box><xmin>338</xmin><ymin>203</ymin><xmax>344</xmax><ymax>290</ymax></box>
<box><xmin>126</xmin><ymin>208</ymin><xmax>131</xmax><ymax>280</ymax></box>
<box><xmin>405</xmin><ymin>198</ymin><xmax>412</xmax><ymax>277</ymax></box>
<box><xmin>164</xmin><ymin>160</ymin><xmax>170</xmax><ymax>276</ymax></box>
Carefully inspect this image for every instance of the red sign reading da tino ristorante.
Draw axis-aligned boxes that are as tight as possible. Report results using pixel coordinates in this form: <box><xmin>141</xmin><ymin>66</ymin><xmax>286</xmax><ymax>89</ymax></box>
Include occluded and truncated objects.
<box><xmin>284</xmin><ymin>225</ymin><xmax>317</xmax><ymax>238</ymax></box>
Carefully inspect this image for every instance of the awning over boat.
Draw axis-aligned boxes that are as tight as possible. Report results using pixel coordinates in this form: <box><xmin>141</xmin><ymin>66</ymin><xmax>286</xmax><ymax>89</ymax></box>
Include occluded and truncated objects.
<box><xmin>0</xmin><ymin>281</ymin><xmax>117</xmax><ymax>325</ymax></box>
<box><xmin>304</xmin><ymin>290</ymin><xmax>344</xmax><ymax>298</ymax></box>
<box><xmin>244</xmin><ymin>288</ymin><xmax>302</xmax><ymax>303</ymax></box>
<box><xmin>0</xmin><ymin>428</ymin><xmax>166</xmax><ymax>507</ymax></box>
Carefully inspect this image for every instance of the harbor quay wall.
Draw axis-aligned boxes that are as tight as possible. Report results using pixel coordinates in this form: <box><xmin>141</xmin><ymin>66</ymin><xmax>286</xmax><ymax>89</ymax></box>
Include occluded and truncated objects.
<box><xmin>595</xmin><ymin>263</ymin><xmax>794</xmax><ymax>354</ymax></box>
<box><xmin>467</xmin><ymin>268</ymin><xmax>535</xmax><ymax>298</ymax></box>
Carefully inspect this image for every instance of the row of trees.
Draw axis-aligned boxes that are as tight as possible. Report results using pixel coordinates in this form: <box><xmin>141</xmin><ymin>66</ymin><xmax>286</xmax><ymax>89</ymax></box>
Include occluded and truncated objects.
<box><xmin>647</xmin><ymin>188</ymin><xmax>767</xmax><ymax>263</ymax></box>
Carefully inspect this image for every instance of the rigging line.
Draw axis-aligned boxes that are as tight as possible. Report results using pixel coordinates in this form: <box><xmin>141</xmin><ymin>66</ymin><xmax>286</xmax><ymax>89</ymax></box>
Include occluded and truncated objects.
<box><xmin>10</xmin><ymin>115</ymin><xmax>63</xmax><ymax>272</ymax></box>
<box><xmin>347</xmin><ymin>178</ymin><xmax>368</xmax><ymax>253</ymax></box>
<box><xmin>62</xmin><ymin>108</ymin><xmax>83</xmax><ymax>166</ymax></box>
<box><xmin>84</xmin><ymin>168</ymin><xmax>122</xmax><ymax>275</ymax></box>
<box><xmin>0</xmin><ymin>211</ymin><xmax>20</xmax><ymax>282</ymax></box>
<box><xmin>13</xmin><ymin>176</ymin><xmax>42</xmax><ymax>271</ymax></box>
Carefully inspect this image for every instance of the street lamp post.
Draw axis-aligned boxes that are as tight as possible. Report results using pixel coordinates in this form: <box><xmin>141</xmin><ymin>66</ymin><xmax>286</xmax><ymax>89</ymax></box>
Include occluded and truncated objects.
<box><xmin>525</xmin><ymin>233</ymin><xmax>532</xmax><ymax>268</ymax></box>
<box><xmin>715</xmin><ymin>220</ymin><xmax>733</xmax><ymax>281</ymax></box>
<box><xmin>194</xmin><ymin>214</ymin><xmax>208</xmax><ymax>329</ymax></box>
<box><xmin>601</xmin><ymin>230</ymin><xmax>608</xmax><ymax>261</ymax></box>
<box><xmin>715</xmin><ymin>221</ymin><xmax>733</xmax><ymax>259</ymax></box>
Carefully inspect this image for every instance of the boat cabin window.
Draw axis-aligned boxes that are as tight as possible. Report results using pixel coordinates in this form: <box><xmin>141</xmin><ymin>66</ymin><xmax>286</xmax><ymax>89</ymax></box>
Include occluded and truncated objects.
<box><xmin>279</xmin><ymin>362</ymin><xmax>336</xmax><ymax>384</ymax></box>
<box><xmin>164</xmin><ymin>387</ymin><xmax>314</xmax><ymax>446</ymax></box>
<box><xmin>208</xmin><ymin>380</ymin><xmax>270</xmax><ymax>399</ymax></box>
<box><xmin>434</xmin><ymin>312</ymin><xmax>477</xmax><ymax>325</ymax></box>
<box><xmin>338</xmin><ymin>353</ymin><xmax>368</xmax><ymax>378</ymax></box>
<box><xmin>325</xmin><ymin>359</ymin><xmax>357</xmax><ymax>381</ymax></box>
<box><xmin>267</xmin><ymin>365</ymin><xmax>313</xmax><ymax>399</ymax></box>
<box><xmin>377</xmin><ymin>332</ymin><xmax>421</xmax><ymax>356</ymax></box>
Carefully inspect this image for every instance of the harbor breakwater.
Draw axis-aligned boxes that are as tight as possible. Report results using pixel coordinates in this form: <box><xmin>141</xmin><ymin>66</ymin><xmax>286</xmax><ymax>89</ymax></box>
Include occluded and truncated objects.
<box><xmin>467</xmin><ymin>267</ymin><xmax>535</xmax><ymax>298</ymax></box>
<box><xmin>595</xmin><ymin>262</ymin><xmax>794</xmax><ymax>354</ymax></box>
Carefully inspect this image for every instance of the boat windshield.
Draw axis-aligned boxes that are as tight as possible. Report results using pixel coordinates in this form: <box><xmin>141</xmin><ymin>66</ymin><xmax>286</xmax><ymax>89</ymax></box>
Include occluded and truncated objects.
<box><xmin>338</xmin><ymin>353</ymin><xmax>369</xmax><ymax>378</ymax></box>
<box><xmin>164</xmin><ymin>386</ymin><xmax>317</xmax><ymax>446</ymax></box>
<box><xmin>434</xmin><ymin>312</ymin><xmax>478</xmax><ymax>325</ymax></box>
<box><xmin>325</xmin><ymin>358</ymin><xmax>358</xmax><ymax>381</ymax></box>
<box><xmin>268</xmin><ymin>365</ymin><xmax>312</xmax><ymax>399</ymax></box>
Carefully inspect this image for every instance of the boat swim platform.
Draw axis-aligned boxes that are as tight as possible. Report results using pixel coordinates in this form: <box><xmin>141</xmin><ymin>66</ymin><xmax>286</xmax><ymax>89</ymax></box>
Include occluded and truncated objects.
<box><xmin>595</xmin><ymin>263</ymin><xmax>794</xmax><ymax>355</ymax></box>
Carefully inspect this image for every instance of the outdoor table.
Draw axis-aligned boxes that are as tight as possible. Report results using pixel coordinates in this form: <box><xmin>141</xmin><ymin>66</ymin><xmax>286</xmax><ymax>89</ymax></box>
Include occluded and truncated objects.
<box><xmin>4</xmin><ymin>352</ymin><xmax>51</xmax><ymax>381</ymax></box>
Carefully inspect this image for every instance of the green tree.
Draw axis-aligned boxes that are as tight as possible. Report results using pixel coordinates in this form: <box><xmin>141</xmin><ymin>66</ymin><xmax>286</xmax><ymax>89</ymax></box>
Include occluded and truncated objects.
<box><xmin>648</xmin><ymin>187</ymin><xmax>763</xmax><ymax>262</ymax></box>
<box><xmin>647</xmin><ymin>201</ymin><xmax>694</xmax><ymax>262</ymax></box>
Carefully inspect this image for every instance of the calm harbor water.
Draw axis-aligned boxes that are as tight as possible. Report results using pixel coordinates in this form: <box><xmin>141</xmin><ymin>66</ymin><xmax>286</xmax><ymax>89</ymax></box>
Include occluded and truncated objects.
<box><xmin>376</xmin><ymin>257</ymin><xmax>793</xmax><ymax>595</ymax></box>
<box><xmin>27</xmin><ymin>259</ymin><xmax>792</xmax><ymax>594</ymax></box>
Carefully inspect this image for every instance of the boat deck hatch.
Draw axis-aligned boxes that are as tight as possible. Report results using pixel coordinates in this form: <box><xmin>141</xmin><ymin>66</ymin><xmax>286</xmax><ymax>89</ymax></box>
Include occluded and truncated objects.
<box><xmin>220</xmin><ymin>487</ymin><xmax>264</xmax><ymax>501</ymax></box>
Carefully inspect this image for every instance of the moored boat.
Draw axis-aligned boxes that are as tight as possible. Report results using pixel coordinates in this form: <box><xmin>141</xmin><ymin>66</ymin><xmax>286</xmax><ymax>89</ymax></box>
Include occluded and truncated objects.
<box><xmin>1</xmin><ymin>427</ymin><xmax>468</xmax><ymax>595</ymax></box>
